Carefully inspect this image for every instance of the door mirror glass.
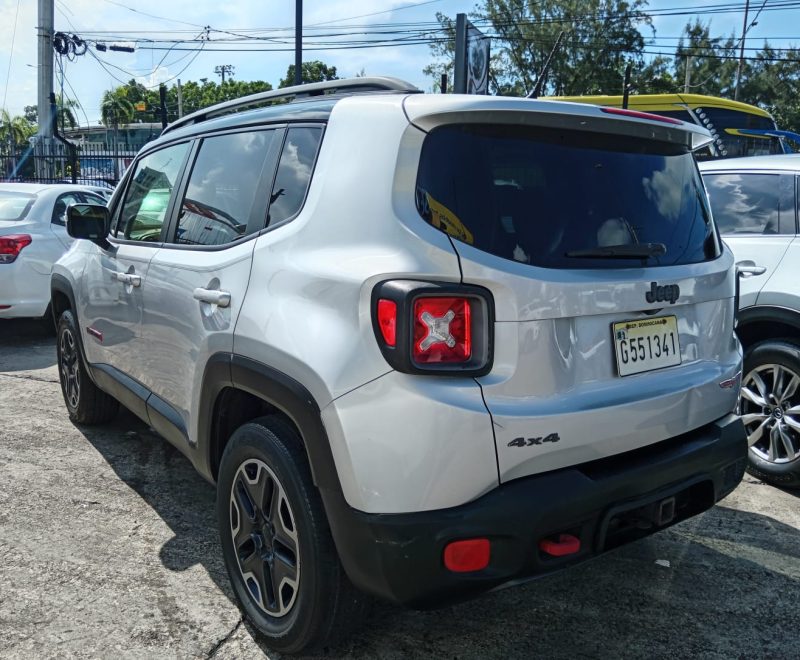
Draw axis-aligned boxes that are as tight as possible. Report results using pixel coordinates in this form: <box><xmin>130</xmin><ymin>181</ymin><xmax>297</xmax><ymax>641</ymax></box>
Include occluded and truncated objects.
<box><xmin>67</xmin><ymin>203</ymin><xmax>110</xmax><ymax>247</ymax></box>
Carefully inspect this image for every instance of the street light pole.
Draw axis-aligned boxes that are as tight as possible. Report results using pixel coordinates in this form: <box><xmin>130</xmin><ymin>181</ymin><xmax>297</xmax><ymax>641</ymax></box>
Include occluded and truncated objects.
<box><xmin>734</xmin><ymin>0</ymin><xmax>751</xmax><ymax>101</ymax></box>
<box><xmin>295</xmin><ymin>0</ymin><xmax>302</xmax><ymax>86</ymax></box>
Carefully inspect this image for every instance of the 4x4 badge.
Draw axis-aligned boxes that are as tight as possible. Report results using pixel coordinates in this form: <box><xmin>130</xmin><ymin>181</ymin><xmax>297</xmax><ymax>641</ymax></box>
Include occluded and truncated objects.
<box><xmin>508</xmin><ymin>433</ymin><xmax>560</xmax><ymax>448</ymax></box>
<box><xmin>646</xmin><ymin>281</ymin><xmax>680</xmax><ymax>304</ymax></box>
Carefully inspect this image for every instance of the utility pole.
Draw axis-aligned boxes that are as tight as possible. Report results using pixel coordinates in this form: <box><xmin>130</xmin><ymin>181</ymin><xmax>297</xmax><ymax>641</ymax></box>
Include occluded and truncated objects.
<box><xmin>214</xmin><ymin>64</ymin><xmax>234</xmax><ymax>83</ymax></box>
<box><xmin>37</xmin><ymin>0</ymin><xmax>54</xmax><ymax>138</ymax></box>
<box><xmin>177</xmin><ymin>79</ymin><xmax>184</xmax><ymax>118</ymax></box>
<box><xmin>735</xmin><ymin>0</ymin><xmax>751</xmax><ymax>101</ymax></box>
<box><xmin>684</xmin><ymin>55</ymin><xmax>692</xmax><ymax>93</ymax></box>
<box><xmin>295</xmin><ymin>0</ymin><xmax>302</xmax><ymax>85</ymax></box>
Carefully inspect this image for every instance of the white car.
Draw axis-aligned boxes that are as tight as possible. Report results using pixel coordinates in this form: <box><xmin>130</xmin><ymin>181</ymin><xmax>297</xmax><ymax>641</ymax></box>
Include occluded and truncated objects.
<box><xmin>700</xmin><ymin>154</ymin><xmax>800</xmax><ymax>488</ymax></box>
<box><xmin>0</xmin><ymin>183</ymin><xmax>108</xmax><ymax>322</ymax></box>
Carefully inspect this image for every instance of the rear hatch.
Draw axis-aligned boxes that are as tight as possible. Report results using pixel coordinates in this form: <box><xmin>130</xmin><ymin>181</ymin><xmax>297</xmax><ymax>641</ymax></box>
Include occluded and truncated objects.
<box><xmin>406</xmin><ymin>97</ymin><xmax>741</xmax><ymax>483</ymax></box>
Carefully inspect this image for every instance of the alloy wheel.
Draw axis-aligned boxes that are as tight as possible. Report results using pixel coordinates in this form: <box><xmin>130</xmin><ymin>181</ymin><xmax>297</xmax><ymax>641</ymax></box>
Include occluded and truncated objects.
<box><xmin>741</xmin><ymin>363</ymin><xmax>800</xmax><ymax>464</ymax></box>
<box><xmin>59</xmin><ymin>327</ymin><xmax>81</xmax><ymax>409</ymax></box>
<box><xmin>230</xmin><ymin>458</ymin><xmax>300</xmax><ymax>618</ymax></box>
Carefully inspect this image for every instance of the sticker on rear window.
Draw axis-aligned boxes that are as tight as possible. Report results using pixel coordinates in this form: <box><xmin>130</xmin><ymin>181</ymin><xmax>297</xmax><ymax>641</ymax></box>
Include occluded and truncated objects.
<box><xmin>423</xmin><ymin>191</ymin><xmax>474</xmax><ymax>245</ymax></box>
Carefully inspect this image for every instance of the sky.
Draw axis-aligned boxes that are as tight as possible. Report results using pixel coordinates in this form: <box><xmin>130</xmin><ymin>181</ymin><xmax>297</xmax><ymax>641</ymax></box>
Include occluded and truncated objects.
<box><xmin>1</xmin><ymin>0</ymin><xmax>799</xmax><ymax>127</ymax></box>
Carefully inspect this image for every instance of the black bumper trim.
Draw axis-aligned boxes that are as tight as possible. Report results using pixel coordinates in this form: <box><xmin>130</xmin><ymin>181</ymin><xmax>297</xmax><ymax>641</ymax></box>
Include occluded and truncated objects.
<box><xmin>321</xmin><ymin>414</ymin><xmax>746</xmax><ymax>608</ymax></box>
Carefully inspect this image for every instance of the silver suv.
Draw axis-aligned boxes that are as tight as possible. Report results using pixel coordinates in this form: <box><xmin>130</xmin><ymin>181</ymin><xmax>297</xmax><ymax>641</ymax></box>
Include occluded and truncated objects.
<box><xmin>700</xmin><ymin>154</ymin><xmax>800</xmax><ymax>488</ymax></box>
<box><xmin>52</xmin><ymin>78</ymin><xmax>747</xmax><ymax>654</ymax></box>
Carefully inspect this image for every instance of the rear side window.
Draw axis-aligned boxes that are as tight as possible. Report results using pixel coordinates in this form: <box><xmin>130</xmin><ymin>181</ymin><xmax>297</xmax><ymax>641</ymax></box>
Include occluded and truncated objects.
<box><xmin>702</xmin><ymin>173</ymin><xmax>789</xmax><ymax>235</ymax></box>
<box><xmin>415</xmin><ymin>124</ymin><xmax>721</xmax><ymax>269</ymax></box>
<box><xmin>174</xmin><ymin>130</ymin><xmax>279</xmax><ymax>246</ymax></box>
<box><xmin>0</xmin><ymin>192</ymin><xmax>35</xmax><ymax>221</ymax></box>
<box><xmin>117</xmin><ymin>142</ymin><xmax>190</xmax><ymax>242</ymax></box>
<box><xmin>267</xmin><ymin>127</ymin><xmax>323</xmax><ymax>227</ymax></box>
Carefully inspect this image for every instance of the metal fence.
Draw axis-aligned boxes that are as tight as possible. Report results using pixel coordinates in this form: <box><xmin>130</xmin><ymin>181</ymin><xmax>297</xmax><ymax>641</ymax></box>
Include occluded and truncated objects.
<box><xmin>0</xmin><ymin>138</ymin><xmax>137</xmax><ymax>188</ymax></box>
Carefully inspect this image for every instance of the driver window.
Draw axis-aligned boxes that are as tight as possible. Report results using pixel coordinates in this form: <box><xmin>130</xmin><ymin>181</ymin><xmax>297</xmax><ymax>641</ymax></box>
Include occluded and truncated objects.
<box><xmin>118</xmin><ymin>142</ymin><xmax>189</xmax><ymax>242</ymax></box>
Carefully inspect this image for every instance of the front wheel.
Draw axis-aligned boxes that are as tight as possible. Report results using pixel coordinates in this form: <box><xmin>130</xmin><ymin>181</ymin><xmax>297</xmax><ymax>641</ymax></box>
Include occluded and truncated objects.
<box><xmin>216</xmin><ymin>416</ymin><xmax>368</xmax><ymax>654</ymax></box>
<box><xmin>740</xmin><ymin>341</ymin><xmax>800</xmax><ymax>489</ymax></box>
<box><xmin>56</xmin><ymin>309</ymin><xmax>119</xmax><ymax>425</ymax></box>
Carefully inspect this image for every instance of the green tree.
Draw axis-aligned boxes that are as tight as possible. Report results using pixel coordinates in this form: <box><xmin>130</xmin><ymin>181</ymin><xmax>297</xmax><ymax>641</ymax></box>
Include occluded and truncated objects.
<box><xmin>100</xmin><ymin>89</ymin><xmax>135</xmax><ymax>127</ymax></box>
<box><xmin>55</xmin><ymin>94</ymin><xmax>78</xmax><ymax>131</ymax></box>
<box><xmin>279</xmin><ymin>61</ymin><xmax>339</xmax><ymax>88</ymax></box>
<box><xmin>425</xmin><ymin>0</ymin><xmax>652</xmax><ymax>96</ymax></box>
<box><xmin>0</xmin><ymin>110</ymin><xmax>35</xmax><ymax>150</ymax></box>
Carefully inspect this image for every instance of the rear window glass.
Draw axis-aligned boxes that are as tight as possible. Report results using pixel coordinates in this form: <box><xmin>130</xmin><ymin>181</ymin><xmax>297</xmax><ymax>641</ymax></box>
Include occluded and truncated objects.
<box><xmin>267</xmin><ymin>127</ymin><xmax>323</xmax><ymax>227</ymax></box>
<box><xmin>0</xmin><ymin>192</ymin><xmax>35</xmax><ymax>221</ymax></box>
<box><xmin>415</xmin><ymin>124</ymin><xmax>721</xmax><ymax>269</ymax></box>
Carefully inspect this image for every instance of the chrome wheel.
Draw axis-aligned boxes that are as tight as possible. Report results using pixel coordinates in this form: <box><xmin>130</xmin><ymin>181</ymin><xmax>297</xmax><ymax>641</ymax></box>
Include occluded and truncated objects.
<box><xmin>230</xmin><ymin>458</ymin><xmax>300</xmax><ymax>618</ymax></box>
<box><xmin>741</xmin><ymin>363</ymin><xmax>800</xmax><ymax>464</ymax></box>
<box><xmin>59</xmin><ymin>327</ymin><xmax>80</xmax><ymax>409</ymax></box>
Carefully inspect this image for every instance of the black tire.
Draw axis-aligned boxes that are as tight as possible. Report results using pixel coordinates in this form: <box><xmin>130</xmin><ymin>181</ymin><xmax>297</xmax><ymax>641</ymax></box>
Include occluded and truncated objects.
<box><xmin>741</xmin><ymin>340</ymin><xmax>800</xmax><ymax>489</ymax></box>
<box><xmin>216</xmin><ymin>416</ymin><xmax>368</xmax><ymax>654</ymax></box>
<box><xmin>56</xmin><ymin>309</ymin><xmax>119</xmax><ymax>425</ymax></box>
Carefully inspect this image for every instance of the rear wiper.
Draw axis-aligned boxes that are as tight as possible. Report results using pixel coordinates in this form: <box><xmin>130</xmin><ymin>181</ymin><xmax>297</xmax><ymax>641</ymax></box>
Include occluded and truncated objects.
<box><xmin>565</xmin><ymin>243</ymin><xmax>667</xmax><ymax>259</ymax></box>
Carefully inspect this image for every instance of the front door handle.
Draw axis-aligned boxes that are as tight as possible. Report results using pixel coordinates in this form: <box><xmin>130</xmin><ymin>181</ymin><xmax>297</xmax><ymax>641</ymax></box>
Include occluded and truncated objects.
<box><xmin>736</xmin><ymin>261</ymin><xmax>767</xmax><ymax>278</ymax></box>
<box><xmin>115</xmin><ymin>272</ymin><xmax>141</xmax><ymax>287</ymax></box>
<box><xmin>193</xmin><ymin>287</ymin><xmax>231</xmax><ymax>308</ymax></box>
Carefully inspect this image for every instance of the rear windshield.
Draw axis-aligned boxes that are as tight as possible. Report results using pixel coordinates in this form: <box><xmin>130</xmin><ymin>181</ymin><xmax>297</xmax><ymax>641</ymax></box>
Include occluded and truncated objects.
<box><xmin>415</xmin><ymin>124</ymin><xmax>721</xmax><ymax>269</ymax></box>
<box><xmin>0</xmin><ymin>192</ymin><xmax>35</xmax><ymax>222</ymax></box>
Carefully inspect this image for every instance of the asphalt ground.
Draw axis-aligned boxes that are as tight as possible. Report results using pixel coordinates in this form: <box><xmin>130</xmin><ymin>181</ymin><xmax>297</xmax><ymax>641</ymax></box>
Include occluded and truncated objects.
<box><xmin>1</xmin><ymin>318</ymin><xmax>799</xmax><ymax>659</ymax></box>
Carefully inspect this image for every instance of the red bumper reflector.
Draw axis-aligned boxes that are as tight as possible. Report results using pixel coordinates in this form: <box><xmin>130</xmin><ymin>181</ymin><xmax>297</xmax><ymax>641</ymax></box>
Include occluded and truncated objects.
<box><xmin>444</xmin><ymin>538</ymin><xmax>490</xmax><ymax>572</ymax></box>
<box><xmin>539</xmin><ymin>533</ymin><xmax>581</xmax><ymax>557</ymax></box>
<box><xmin>0</xmin><ymin>305</ymin><xmax>10</xmax><ymax>310</ymax></box>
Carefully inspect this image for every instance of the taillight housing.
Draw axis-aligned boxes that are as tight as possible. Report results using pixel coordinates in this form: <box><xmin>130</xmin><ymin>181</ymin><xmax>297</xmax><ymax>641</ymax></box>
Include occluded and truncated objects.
<box><xmin>372</xmin><ymin>280</ymin><xmax>493</xmax><ymax>376</ymax></box>
<box><xmin>0</xmin><ymin>234</ymin><xmax>32</xmax><ymax>264</ymax></box>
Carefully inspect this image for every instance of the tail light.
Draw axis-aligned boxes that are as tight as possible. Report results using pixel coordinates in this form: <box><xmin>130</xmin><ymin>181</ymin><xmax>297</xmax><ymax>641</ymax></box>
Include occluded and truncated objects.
<box><xmin>600</xmin><ymin>106</ymin><xmax>683</xmax><ymax>125</ymax></box>
<box><xmin>0</xmin><ymin>234</ymin><xmax>32</xmax><ymax>264</ymax></box>
<box><xmin>372</xmin><ymin>280</ymin><xmax>493</xmax><ymax>375</ymax></box>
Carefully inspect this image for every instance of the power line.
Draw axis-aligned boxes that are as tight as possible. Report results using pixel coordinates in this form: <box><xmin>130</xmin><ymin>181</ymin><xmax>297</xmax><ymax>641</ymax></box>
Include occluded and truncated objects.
<box><xmin>2</xmin><ymin>0</ymin><xmax>22</xmax><ymax>113</ymax></box>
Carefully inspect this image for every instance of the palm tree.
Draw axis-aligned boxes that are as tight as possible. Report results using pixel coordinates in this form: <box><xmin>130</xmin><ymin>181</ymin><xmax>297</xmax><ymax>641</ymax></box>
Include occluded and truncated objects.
<box><xmin>100</xmin><ymin>90</ymin><xmax>135</xmax><ymax>179</ymax></box>
<box><xmin>56</xmin><ymin>94</ymin><xmax>78</xmax><ymax>133</ymax></box>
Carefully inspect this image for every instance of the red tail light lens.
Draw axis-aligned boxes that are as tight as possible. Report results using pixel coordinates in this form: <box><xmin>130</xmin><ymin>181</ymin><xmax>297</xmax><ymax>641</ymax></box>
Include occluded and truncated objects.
<box><xmin>413</xmin><ymin>297</ymin><xmax>471</xmax><ymax>364</ymax></box>
<box><xmin>0</xmin><ymin>234</ymin><xmax>32</xmax><ymax>264</ymax></box>
<box><xmin>376</xmin><ymin>299</ymin><xmax>397</xmax><ymax>347</ymax></box>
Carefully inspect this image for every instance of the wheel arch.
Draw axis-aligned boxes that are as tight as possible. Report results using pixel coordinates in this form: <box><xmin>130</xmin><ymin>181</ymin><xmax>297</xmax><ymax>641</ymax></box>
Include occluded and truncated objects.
<box><xmin>198</xmin><ymin>353</ymin><xmax>342</xmax><ymax>498</ymax></box>
<box><xmin>737</xmin><ymin>305</ymin><xmax>800</xmax><ymax>350</ymax></box>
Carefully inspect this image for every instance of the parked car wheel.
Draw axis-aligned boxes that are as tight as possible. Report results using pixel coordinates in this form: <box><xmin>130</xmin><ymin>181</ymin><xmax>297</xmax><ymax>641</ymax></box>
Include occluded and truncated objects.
<box><xmin>56</xmin><ymin>309</ymin><xmax>119</xmax><ymax>424</ymax></box>
<box><xmin>741</xmin><ymin>341</ymin><xmax>800</xmax><ymax>489</ymax></box>
<box><xmin>216</xmin><ymin>416</ymin><xmax>368</xmax><ymax>654</ymax></box>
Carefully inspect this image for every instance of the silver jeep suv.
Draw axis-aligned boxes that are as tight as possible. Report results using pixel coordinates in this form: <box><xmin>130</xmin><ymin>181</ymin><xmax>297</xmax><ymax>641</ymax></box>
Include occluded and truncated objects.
<box><xmin>52</xmin><ymin>78</ymin><xmax>747</xmax><ymax>654</ymax></box>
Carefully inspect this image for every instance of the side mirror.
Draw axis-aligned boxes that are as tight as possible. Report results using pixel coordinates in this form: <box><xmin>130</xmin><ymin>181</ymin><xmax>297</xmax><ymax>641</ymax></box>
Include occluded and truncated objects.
<box><xmin>67</xmin><ymin>203</ymin><xmax>111</xmax><ymax>249</ymax></box>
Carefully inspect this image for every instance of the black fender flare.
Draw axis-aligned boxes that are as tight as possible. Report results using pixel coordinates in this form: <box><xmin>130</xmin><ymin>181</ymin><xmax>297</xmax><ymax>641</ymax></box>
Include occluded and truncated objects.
<box><xmin>50</xmin><ymin>274</ymin><xmax>95</xmax><ymax>382</ymax></box>
<box><xmin>197</xmin><ymin>353</ymin><xmax>343</xmax><ymax>498</ymax></box>
<box><xmin>737</xmin><ymin>305</ymin><xmax>800</xmax><ymax>334</ymax></box>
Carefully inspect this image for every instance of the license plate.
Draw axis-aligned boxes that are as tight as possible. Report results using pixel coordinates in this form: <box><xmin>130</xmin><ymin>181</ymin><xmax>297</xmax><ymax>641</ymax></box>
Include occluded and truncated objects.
<box><xmin>612</xmin><ymin>316</ymin><xmax>681</xmax><ymax>377</ymax></box>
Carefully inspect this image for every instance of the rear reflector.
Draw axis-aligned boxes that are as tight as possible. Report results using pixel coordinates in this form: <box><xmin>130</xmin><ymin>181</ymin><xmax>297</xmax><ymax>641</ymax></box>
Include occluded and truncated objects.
<box><xmin>0</xmin><ymin>305</ymin><xmax>10</xmax><ymax>310</ymax></box>
<box><xmin>600</xmin><ymin>106</ymin><xmax>683</xmax><ymax>125</ymax></box>
<box><xmin>539</xmin><ymin>533</ymin><xmax>581</xmax><ymax>557</ymax></box>
<box><xmin>444</xmin><ymin>538</ymin><xmax>490</xmax><ymax>572</ymax></box>
<box><xmin>0</xmin><ymin>234</ymin><xmax>32</xmax><ymax>264</ymax></box>
<box><xmin>413</xmin><ymin>296</ymin><xmax>471</xmax><ymax>364</ymax></box>
<box><xmin>376</xmin><ymin>299</ymin><xmax>397</xmax><ymax>347</ymax></box>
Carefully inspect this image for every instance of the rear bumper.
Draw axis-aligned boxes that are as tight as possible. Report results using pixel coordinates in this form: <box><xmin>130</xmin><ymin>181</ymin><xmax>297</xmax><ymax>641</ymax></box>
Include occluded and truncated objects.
<box><xmin>323</xmin><ymin>413</ymin><xmax>746</xmax><ymax>608</ymax></box>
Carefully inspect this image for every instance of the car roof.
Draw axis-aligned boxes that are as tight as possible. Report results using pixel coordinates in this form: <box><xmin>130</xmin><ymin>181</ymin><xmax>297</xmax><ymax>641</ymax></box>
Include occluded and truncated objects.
<box><xmin>0</xmin><ymin>182</ymin><xmax>106</xmax><ymax>195</ymax></box>
<box><xmin>698</xmin><ymin>154</ymin><xmax>800</xmax><ymax>172</ymax></box>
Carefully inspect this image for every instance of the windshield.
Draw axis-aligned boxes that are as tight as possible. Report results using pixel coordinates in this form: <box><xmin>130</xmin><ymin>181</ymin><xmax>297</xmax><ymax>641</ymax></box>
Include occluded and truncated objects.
<box><xmin>0</xmin><ymin>191</ymin><xmax>35</xmax><ymax>222</ymax></box>
<box><xmin>415</xmin><ymin>124</ymin><xmax>720</xmax><ymax>269</ymax></box>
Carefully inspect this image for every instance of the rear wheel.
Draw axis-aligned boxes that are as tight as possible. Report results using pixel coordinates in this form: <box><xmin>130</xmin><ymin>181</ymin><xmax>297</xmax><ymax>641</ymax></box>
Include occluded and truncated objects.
<box><xmin>56</xmin><ymin>309</ymin><xmax>119</xmax><ymax>425</ymax></box>
<box><xmin>216</xmin><ymin>416</ymin><xmax>368</xmax><ymax>654</ymax></box>
<box><xmin>740</xmin><ymin>341</ymin><xmax>800</xmax><ymax>489</ymax></box>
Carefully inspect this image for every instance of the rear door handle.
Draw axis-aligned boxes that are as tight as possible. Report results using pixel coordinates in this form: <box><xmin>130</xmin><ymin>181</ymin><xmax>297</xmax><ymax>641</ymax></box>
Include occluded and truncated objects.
<box><xmin>115</xmin><ymin>272</ymin><xmax>141</xmax><ymax>287</ymax></box>
<box><xmin>193</xmin><ymin>288</ymin><xmax>231</xmax><ymax>308</ymax></box>
<box><xmin>736</xmin><ymin>261</ymin><xmax>767</xmax><ymax>278</ymax></box>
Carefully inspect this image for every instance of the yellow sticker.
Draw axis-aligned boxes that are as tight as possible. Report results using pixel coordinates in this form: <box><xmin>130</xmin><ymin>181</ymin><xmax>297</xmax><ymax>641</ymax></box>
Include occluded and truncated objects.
<box><xmin>426</xmin><ymin>193</ymin><xmax>474</xmax><ymax>245</ymax></box>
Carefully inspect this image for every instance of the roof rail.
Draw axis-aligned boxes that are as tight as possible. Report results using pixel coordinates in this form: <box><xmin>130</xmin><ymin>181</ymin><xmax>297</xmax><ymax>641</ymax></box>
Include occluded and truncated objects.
<box><xmin>162</xmin><ymin>76</ymin><xmax>422</xmax><ymax>135</ymax></box>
